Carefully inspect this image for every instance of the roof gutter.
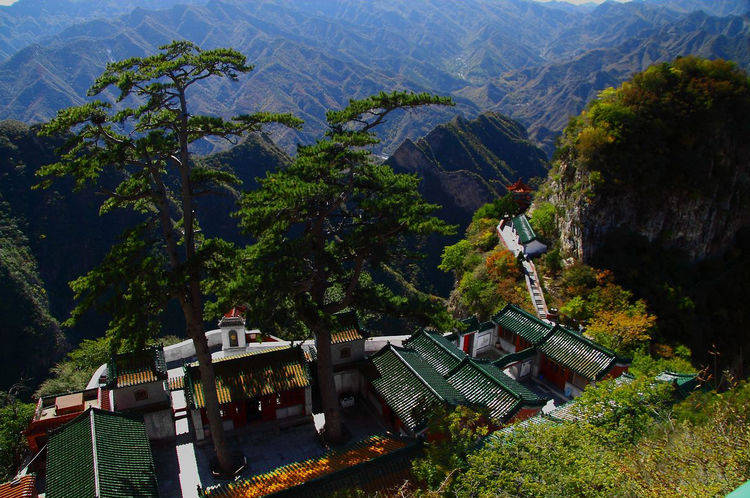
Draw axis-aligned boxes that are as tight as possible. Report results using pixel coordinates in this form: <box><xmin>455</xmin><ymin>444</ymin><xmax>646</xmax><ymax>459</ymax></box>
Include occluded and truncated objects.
<box><xmin>90</xmin><ymin>410</ymin><xmax>101</xmax><ymax>498</ymax></box>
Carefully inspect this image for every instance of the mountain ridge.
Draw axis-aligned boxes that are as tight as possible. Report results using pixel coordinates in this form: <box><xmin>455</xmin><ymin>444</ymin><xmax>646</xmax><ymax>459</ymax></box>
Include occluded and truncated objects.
<box><xmin>2</xmin><ymin>0</ymin><xmax>748</xmax><ymax>153</ymax></box>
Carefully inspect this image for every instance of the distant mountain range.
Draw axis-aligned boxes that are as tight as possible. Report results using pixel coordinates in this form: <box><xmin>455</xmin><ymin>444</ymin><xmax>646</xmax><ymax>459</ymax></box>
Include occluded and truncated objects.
<box><xmin>0</xmin><ymin>0</ymin><xmax>748</xmax><ymax>154</ymax></box>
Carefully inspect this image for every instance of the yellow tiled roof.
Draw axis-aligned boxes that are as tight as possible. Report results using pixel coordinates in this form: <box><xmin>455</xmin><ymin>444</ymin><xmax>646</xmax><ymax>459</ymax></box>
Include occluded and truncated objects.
<box><xmin>204</xmin><ymin>435</ymin><xmax>407</xmax><ymax>497</ymax></box>
<box><xmin>204</xmin><ymin>346</ymin><xmax>290</xmax><ymax>366</ymax></box>
<box><xmin>117</xmin><ymin>370</ymin><xmax>157</xmax><ymax>388</ymax></box>
<box><xmin>110</xmin><ymin>346</ymin><xmax>166</xmax><ymax>388</ymax></box>
<box><xmin>186</xmin><ymin>347</ymin><xmax>312</xmax><ymax>409</ymax></box>
<box><xmin>191</xmin><ymin>362</ymin><xmax>310</xmax><ymax>408</ymax></box>
<box><xmin>331</xmin><ymin>329</ymin><xmax>363</xmax><ymax>344</ymax></box>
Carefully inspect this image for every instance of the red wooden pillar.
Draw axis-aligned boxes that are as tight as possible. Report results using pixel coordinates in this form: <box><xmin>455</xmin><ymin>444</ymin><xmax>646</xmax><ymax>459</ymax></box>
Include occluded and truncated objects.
<box><xmin>462</xmin><ymin>333</ymin><xmax>474</xmax><ymax>354</ymax></box>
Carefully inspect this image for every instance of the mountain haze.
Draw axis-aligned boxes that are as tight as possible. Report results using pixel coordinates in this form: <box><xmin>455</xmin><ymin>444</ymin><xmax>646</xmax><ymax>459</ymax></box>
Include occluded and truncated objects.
<box><xmin>0</xmin><ymin>0</ymin><xmax>748</xmax><ymax>153</ymax></box>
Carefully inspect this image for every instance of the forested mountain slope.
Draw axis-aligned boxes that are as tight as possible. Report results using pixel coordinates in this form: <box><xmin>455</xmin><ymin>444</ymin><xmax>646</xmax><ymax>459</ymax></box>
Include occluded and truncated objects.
<box><xmin>484</xmin><ymin>9</ymin><xmax>750</xmax><ymax>150</ymax></box>
<box><xmin>0</xmin><ymin>120</ymin><xmax>289</xmax><ymax>379</ymax></box>
<box><xmin>0</xmin><ymin>199</ymin><xmax>63</xmax><ymax>389</ymax></box>
<box><xmin>386</xmin><ymin>111</ymin><xmax>548</xmax><ymax>295</ymax></box>
<box><xmin>387</xmin><ymin>112</ymin><xmax>547</xmax><ymax>227</ymax></box>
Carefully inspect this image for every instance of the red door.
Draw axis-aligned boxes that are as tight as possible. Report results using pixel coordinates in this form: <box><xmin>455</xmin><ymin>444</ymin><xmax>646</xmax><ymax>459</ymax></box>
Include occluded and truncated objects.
<box><xmin>540</xmin><ymin>355</ymin><xmax>566</xmax><ymax>390</ymax></box>
<box><xmin>261</xmin><ymin>396</ymin><xmax>276</xmax><ymax>421</ymax></box>
<box><xmin>462</xmin><ymin>333</ymin><xmax>474</xmax><ymax>354</ymax></box>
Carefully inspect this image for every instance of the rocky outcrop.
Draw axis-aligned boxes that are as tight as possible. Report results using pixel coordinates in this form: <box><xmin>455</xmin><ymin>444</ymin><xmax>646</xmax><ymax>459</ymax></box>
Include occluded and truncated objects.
<box><xmin>547</xmin><ymin>129</ymin><xmax>750</xmax><ymax>264</ymax></box>
<box><xmin>541</xmin><ymin>57</ymin><xmax>750</xmax><ymax>264</ymax></box>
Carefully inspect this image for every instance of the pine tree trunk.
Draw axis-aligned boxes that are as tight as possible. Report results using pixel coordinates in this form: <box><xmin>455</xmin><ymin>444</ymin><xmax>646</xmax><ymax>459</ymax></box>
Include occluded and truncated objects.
<box><xmin>314</xmin><ymin>326</ymin><xmax>345</xmax><ymax>443</ymax></box>
<box><xmin>186</xmin><ymin>304</ymin><xmax>236</xmax><ymax>475</ymax></box>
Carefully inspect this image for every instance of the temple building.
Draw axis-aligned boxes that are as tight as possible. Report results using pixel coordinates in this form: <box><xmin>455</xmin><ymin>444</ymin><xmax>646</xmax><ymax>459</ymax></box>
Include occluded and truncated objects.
<box><xmin>25</xmin><ymin>386</ymin><xmax>112</xmax><ymax>453</ymax></box>
<box><xmin>506</xmin><ymin>179</ymin><xmax>534</xmax><ymax>211</ymax></box>
<box><xmin>45</xmin><ymin>408</ymin><xmax>158</xmax><ymax>498</ymax></box>
<box><xmin>510</xmin><ymin>214</ymin><xmax>547</xmax><ymax>258</ymax></box>
<box><xmin>458</xmin><ymin>304</ymin><xmax>632</xmax><ymax>399</ymax></box>
<box><xmin>454</xmin><ymin>316</ymin><xmax>495</xmax><ymax>356</ymax></box>
<box><xmin>365</xmin><ymin>329</ymin><xmax>547</xmax><ymax>436</ymax></box>
<box><xmin>183</xmin><ymin>346</ymin><xmax>314</xmax><ymax>440</ymax></box>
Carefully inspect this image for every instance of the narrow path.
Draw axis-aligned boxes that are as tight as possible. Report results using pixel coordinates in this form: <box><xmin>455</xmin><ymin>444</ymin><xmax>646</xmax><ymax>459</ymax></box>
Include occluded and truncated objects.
<box><xmin>497</xmin><ymin>221</ymin><xmax>549</xmax><ymax>320</ymax></box>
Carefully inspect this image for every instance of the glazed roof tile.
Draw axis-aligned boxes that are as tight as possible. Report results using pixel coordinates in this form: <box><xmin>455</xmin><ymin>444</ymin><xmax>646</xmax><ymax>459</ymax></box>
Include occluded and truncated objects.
<box><xmin>655</xmin><ymin>371</ymin><xmax>701</xmax><ymax>399</ymax></box>
<box><xmin>460</xmin><ymin>316</ymin><xmax>494</xmax><ymax>334</ymax></box>
<box><xmin>512</xmin><ymin>214</ymin><xmax>537</xmax><ymax>244</ymax></box>
<box><xmin>331</xmin><ymin>329</ymin><xmax>364</xmax><ymax>344</ymax></box>
<box><xmin>492</xmin><ymin>347</ymin><xmax>537</xmax><ymax>368</ymax></box>
<box><xmin>403</xmin><ymin>330</ymin><xmax>466</xmax><ymax>376</ymax></box>
<box><xmin>202</xmin><ymin>435</ymin><xmax>411</xmax><ymax>497</ymax></box>
<box><xmin>493</xmin><ymin>304</ymin><xmax>553</xmax><ymax>345</ymax></box>
<box><xmin>107</xmin><ymin>346</ymin><xmax>166</xmax><ymax>389</ymax></box>
<box><xmin>538</xmin><ymin>326</ymin><xmax>617</xmax><ymax>380</ymax></box>
<box><xmin>184</xmin><ymin>346</ymin><xmax>311</xmax><ymax>409</ymax></box>
<box><xmin>46</xmin><ymin>408</ymin><xmax>158</xmax><ymax>498</ymax></box>
<box><xmin>370</xmin><ymin>345</ymin><xmax>466</xmax><ymax>431</ymax></box>
<box><xmin>445</xmin><ymin>360</ymin><xmax>521</xmax><ymax>421</ymax></box>
<box><xmin>0</xmin><ymin>475</ymin><xmax>36</xmax><ymax>498</ymax></box>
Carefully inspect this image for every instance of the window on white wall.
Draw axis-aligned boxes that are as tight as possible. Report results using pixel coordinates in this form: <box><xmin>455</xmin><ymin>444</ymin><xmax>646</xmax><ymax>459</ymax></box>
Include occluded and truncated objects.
<box><xmin>476</xmin><ymin>332</ymin><xmax>490</xmax><ymax>349</ymax></box>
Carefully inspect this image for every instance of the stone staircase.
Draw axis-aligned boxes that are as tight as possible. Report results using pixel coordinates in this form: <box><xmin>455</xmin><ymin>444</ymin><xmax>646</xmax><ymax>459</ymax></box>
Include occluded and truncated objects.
<box><xmin>497</xmin><ymin>220</ymin><xmax>550</xmax><ymax>320</ymax></box>
<box><xmin>523</xmin><ymin>259</ymin><xmax>548</xmax><ymax>319</ymax></box>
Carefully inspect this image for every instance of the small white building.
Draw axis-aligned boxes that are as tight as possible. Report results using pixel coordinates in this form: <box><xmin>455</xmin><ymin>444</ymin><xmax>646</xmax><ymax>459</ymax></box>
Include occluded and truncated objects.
<box><xmin>107</xmin><ymin>346</ymin><xmax>175</xmax><ymax>440</ymax></box>
<box><xmin>510</xmin><ymin>214</ymin><xmax>547</xmax><ymax>258</ymax></box>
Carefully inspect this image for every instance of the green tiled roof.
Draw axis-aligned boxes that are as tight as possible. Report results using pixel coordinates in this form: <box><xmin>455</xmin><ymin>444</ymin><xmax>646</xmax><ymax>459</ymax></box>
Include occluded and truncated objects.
<box><xmin>403</xmin><ymin>330</ymin><xmax>466</xmax><ymax>376</ymax></box>
<box><xmin>488</xmin><ymin>413</ymin><xmax>550</xmax><ymax>441</ymax></box>
<box><xmin>472</xmin><ymin>360</ymin><xmax>546</xmax><ymax>406</ymax></box>
<box><xmin>493</xmin><ymin>304</ymin><xmax>552</xmax><ymax>345</ymax></box>
<box><xmin>460</xmin><ymin>316</ymin><xmax>480</xmax><ymax>332</ymax></box>
<box><xmin>655</xmin><ymin>371</ymin><xmax>701</xmax><ymax>399</ymax></box>
<box><xmin>445</xmin><ymin>359</ymin><xmax>521</xmax><ymax>421</ymax></box>
<box><xmin>538</xmin><ymin>326</ymin><xmax>617</xmax><ymax>380</ymax></box>
<box><xmin>371</xmin><ymin>345</ymin><xmax>467</xmax><ymax>431</ymax></box>
<box><xmin>46</xmin><ymin>408</ymin><xmax>158</xmax><ymax>498</ymax></box>
<box><xmin>460</xmin><ymin>316</ymin><xmax>494</xmax><ymax>334</ymax></box>
<box><xmin>512</xmin><ymin>214</ymin><xmax>537</xmax><ymax>244</ymax></box>
<box><xmin>547</xmin><ymin>400</ymin><xmax>580</xmax><ymax>422</ymax></box>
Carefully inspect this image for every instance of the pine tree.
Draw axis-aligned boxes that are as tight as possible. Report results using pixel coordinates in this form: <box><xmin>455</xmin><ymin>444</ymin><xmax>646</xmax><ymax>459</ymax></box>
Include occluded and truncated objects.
<box><xmin>222</xmin><ymin>91</ymin><xmax>456</xmax><ymax>441</ymax></box>
<box><xmin>37</xmin><ymin>40</ymin><xmax>301</xmax><ymax>474</ymax></box>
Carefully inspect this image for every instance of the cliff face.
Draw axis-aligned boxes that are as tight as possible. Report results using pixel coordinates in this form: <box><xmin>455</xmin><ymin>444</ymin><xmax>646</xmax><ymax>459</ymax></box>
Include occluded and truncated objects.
<box><xmin>538</xmin><ymin>58</ymin><xmax>750</xmax><ymax>372</ymax></box>
<box><xmin>542</xmin><ymin>58</ymin><xmax>750</xmax><ymax>264</ymax></box>
<box><xmin>548</xmin><ymin>137</ymin><xmax>750</xmax><ymax>262</ymax></box>
<box><xmin>387</xmin><ymin>112</ymin><xmax>548</xmax><ymax>228</ymax></box>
